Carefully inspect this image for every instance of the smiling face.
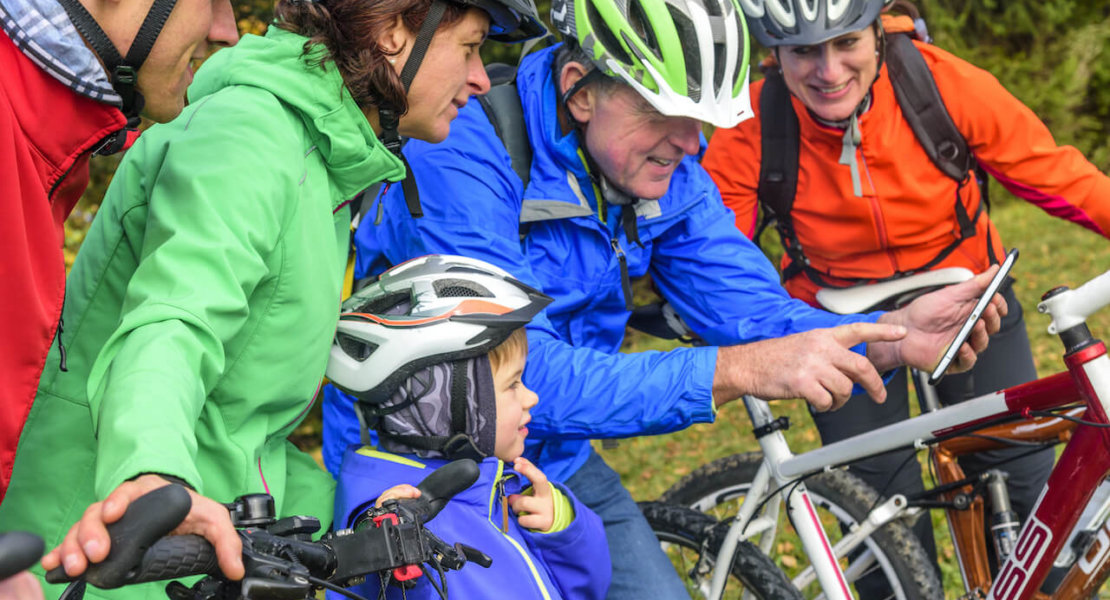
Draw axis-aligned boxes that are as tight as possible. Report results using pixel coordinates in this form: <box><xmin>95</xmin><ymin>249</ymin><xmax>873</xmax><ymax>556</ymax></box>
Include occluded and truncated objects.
<box><xmin>395</xmin><ymin>7</ymin><xmax>492</xmax><ymax>143</ymax></box>
<box><xmin>777</xmin><ymin>26</ymin><xmax>879</xmax><ymax>123</ymax></box>
<box><xmin>491</xmin><ymin>344</ymin><xmax>538</xmax><ymax>462</ymax></box>
<box><xmin>110</xmin><ymin>0</ymin><xmax>239</xmax><ymax>122</ymax></box>
<box><xmin>564</xmin><ymin>65</ymin><xmax>702</xmax><ymax>200</ymax></box>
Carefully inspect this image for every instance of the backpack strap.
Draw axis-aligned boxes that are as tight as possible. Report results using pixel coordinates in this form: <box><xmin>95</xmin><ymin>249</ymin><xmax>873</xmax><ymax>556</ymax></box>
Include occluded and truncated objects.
<box><xmin>885</xmin><ymin>31</ymin><xmax>986</xmax><ymax>255</ymax></box>
<box><xmin>477</xmin><ymin>63</ymin><xmax>533</xmax><ymax>189</ymax></box>
<box><xmin>755</xmin><ymin>68</ymin><xmax>810</xmax><ymax>282</ymax></box>
<box><xmin>399</xmin><ymin>63</ymin><xmax>532</xmax><ymax>219</ymax></box>
<box><xmin>885</xmin><ymin>33</ymin><xmax>971</xmax><ymax>184</ymax></box>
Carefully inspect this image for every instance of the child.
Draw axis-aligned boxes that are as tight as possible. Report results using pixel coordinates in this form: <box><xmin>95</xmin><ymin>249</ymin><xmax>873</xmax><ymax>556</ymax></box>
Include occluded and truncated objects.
<box><xmin>325</xmin><ymin>254</ymin><xmax>611</xmax><ymax>600</ymax></box>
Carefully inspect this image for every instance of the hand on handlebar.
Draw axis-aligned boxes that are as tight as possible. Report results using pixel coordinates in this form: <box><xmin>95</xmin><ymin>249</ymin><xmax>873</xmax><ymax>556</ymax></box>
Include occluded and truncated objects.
<box><xmin>870</xmin><ymin>265</ymin><xmax>1007</xmax><ymax>374</ymax></box>
<box><xmin>714</xmin><ymin>322</ymin><xmax>908</xmax><ymax>412</ymax></box>
<box><xmin>375</xmin><ymin>484</ymin><xmax>421</xmax><ymax>508</ymax></box>
<box><xmin>41</xmin><ymin>474</ymin><xmax>244</xmax><ymax>582</ymax></box>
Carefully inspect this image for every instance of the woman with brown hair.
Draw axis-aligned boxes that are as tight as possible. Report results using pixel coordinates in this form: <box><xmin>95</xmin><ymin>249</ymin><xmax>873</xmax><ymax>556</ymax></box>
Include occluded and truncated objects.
<box><xmin>0</xmin><ymin>1</ymin><xmax>544</xmax><ymax>597</ymax></box>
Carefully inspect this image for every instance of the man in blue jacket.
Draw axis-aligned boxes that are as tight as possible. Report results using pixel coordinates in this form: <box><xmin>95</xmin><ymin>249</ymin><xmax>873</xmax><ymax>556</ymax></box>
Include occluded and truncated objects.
<box><xmin>323</xmin><ymin>0</ymin><xmax>1006</xmax><ymax>596</ymax></box>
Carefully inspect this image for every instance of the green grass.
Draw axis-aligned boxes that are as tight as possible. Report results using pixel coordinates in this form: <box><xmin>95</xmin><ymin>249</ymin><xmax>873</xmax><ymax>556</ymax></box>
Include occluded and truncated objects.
<box><xmin>602</xmin><ymin>198</ymin><xmax>1110</xmax><ymax>596</ymax></box>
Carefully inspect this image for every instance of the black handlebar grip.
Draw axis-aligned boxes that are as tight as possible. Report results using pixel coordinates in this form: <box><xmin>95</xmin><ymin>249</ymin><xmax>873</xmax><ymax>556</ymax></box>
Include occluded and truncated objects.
<box><xmin>122</xmin><ymin>534</ymin><xmax>218</xmax><ymax>585</ymax></box>
<box><xmin>0</xmin><ymin>531</ymin><xmax>44</xmax><ymax>581</ymax></box>
<box><xmin>45</xmin><ymin>484</ymin><xmax>192</xmax><ymax>587</ymax></box>
<box><xmin>411</xmin><ymin>459</ymin><xmax>480</xmax><ymax>520</ymax></box>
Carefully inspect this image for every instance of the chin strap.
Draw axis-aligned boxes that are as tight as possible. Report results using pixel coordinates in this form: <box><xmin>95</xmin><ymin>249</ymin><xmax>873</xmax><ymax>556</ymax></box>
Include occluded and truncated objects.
<box><xmin>57</xmin><ymin>0</ymin><xmax>177</xmax><ymax>151</ymax></box>
<box><xmin>378</xmin><ymin>0</ymin><xmax>448</xmax><ymax>157</ymax></box>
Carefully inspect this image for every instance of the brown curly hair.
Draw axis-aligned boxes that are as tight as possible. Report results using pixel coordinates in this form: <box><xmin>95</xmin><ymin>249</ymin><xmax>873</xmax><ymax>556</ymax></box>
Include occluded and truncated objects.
<box><xmin>274</xmin><ymin>0</ymin><xmax>469</xmax><ymax>115</ymax></box>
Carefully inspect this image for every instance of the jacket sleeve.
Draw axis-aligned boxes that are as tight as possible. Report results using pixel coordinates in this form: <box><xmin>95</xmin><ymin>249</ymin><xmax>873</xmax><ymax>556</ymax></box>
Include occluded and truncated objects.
<box><xmin>701</xmin><ymin>80</ymin><xmax>765</xmax><ymax>239</ymax></box>
<box><xmin>85</xmin><ymin>97</ymin><xmax>300</xmax><ymax>499</ymax></box>
<box><xmin>366</xmin><ymin>106</ymin><xmax>720</xmax><ymax>441</ymax></box>
<box><xmin>927</xmin><ymin>43</ymin><xmax>1110</xmax><ymax>237</ymax></box>
<box><xmin>647</xmin><ymin>170</ymin><xmax>879</xmax><ymax>348</ymax></box>
<box><xmin>523</xmin><ymin>483</ymin><xmax>611</xmax><ymax>600</ymax></box>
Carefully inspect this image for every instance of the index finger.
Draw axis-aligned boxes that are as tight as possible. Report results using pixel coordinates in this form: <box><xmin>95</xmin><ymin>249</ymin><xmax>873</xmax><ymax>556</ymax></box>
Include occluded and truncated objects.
<box><xmin>830</xmin><ymin>322</ymin><xmax>907</xmax><ymax>348</ymax></box>
<box><xmin>513</xmin><ymin>457</ymin><xmax>549</xmax><ymax>495</ymax></box>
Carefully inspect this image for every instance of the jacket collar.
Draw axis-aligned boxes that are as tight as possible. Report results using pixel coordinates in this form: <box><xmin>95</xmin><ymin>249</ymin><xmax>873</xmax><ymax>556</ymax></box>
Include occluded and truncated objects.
<box><xmin>0</xmin><ymin>0</ymin><xmax>121</xmax><ymax>105</ymax></box>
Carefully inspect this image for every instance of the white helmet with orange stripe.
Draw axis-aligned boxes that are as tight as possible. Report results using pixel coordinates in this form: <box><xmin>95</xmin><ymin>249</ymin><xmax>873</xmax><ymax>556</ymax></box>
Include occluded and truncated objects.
<box><xmin>326</xmin><ymin>254</ymin><xmax>552</xmax><ymax>403</ymax></box>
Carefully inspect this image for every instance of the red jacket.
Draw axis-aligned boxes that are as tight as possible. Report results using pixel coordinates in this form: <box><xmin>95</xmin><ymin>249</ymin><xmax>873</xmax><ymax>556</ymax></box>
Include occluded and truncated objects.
<box><xmin>704</xmin><ymin>36</ymin><xmax>1110</xmax><ymax>306</ymax></box>
<box><xmin>0</xmin><ymin>32</ymin><xmax>126</xmax><ymax>500</ymax></box>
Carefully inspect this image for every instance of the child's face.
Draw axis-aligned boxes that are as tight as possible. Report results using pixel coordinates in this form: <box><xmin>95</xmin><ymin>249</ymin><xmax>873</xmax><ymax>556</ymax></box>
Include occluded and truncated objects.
<box><xmin>492</xmin><ymin>349</ymin><xmax>538</xmax><ymax>462</ymax></box>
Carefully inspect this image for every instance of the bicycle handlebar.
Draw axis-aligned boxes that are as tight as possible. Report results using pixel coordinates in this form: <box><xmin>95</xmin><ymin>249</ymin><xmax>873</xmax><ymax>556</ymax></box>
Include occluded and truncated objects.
<box><xmin>1039</xmin><ymin>268</ymin><xmax>1110</xmax><ymax>333</ymax></box>
<box><xmin>45</xmin><ymin>459</ymin><xmax>485</xmax><ymax>599</ymax></box>
<box><xmin>45</xmin><ymin>483</ymin><xmax>193</xmax><ymax>589</ymax></box>
<box><xmin>0</xmin><ymin>531</ymin><xmax>45</xmax><ymax>582</ymax></box>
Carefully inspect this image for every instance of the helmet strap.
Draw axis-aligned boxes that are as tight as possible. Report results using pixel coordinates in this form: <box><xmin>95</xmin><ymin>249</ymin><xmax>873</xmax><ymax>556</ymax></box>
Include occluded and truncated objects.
<box><xmin>378</xmin><ymin>0</ymin><xmax>448</xmax><ymax>157</ymax></box>
<box><xmin>559</xmin><ymin>67</ymin><xmax>606</xmax><ymax>113</ymax></box>
<box><xmin>57</xmin><ymin>0</ymin><xmax>177</xmax><ymax>123</ymax></box>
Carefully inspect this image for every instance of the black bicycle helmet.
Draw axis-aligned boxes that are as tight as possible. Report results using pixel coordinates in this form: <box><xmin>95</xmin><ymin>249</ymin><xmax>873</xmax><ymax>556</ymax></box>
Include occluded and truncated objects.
<box><xmin>740</xmin><ymin>0</ymin><xmax>891</xmax><ymax>47</ymax></box>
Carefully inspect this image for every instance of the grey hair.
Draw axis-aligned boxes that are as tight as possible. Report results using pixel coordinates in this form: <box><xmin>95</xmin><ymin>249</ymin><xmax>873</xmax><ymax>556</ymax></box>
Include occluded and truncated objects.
<box><xmin>554</xmin><ymin>40</ymin><xmax>623</xmax><ymax>99</ymax></box>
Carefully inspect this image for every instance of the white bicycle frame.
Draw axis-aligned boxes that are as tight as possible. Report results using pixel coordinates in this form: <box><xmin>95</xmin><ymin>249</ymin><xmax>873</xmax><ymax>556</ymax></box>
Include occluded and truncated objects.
<box><xmin>703</xmin><ymin>269</ymin><xmax>1110</xmax><ymax>600</ymax></box>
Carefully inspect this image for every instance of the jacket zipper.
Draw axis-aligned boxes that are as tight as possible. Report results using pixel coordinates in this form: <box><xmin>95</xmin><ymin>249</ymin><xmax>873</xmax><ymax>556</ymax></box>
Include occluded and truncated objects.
<box><xmin>48</xmin><ymin>156</ymin><xmax>85</xmax><ymax>373</ymax></box>
<box><xmin>499</xmin><ymin>477</ymin><xmax>510</xmax><ymax>532</ymax></box>
<box><xmin>493</xmin><ymin>469</ymin><xmax>554</xmax><ymax>599</ymax></box>
<box><xmin>857</xmin><ymin>154</ymin><xmax>899</xmax><ymax>273</ymax></box>
<box><xmin>610</xmin><ymin>238</ymin><xmax>634</xmax><ymax>312</ymax></box>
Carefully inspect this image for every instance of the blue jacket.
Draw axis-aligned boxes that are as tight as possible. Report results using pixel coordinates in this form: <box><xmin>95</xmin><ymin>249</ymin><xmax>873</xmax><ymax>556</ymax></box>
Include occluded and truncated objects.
<box><xmin>322</xmin><ymin>44</ymin><xmax>877</xmax><ymax>482</ymax></box>
<box><xmin>329</xmin><ymin>447</ymin><xmax>610</xmax><ymax>600</ymax></box>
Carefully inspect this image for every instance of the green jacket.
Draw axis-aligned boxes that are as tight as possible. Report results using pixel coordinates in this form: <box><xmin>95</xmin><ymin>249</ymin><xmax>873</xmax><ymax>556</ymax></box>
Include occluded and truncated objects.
<box><xmin>0</xmin><ymin>26</ymin><xmax>404</xmax><ymax>599</ymax></box>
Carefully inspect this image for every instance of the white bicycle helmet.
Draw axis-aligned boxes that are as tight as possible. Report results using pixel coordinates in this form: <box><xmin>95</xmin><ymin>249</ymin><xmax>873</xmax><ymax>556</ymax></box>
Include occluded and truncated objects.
<box><xmin>739</xmin><ymin>0</ymin><xmax>891</xmax><ymax>47</ymax></box>
<box><xmin>327</xmin><ymin>255</ymin><xmax>552</xmax><ymax>403</ymax></box>
<box><xmin>550</xmin><ymin>0</ymin><xmax>753</xmax><ymax>128</ymax></box>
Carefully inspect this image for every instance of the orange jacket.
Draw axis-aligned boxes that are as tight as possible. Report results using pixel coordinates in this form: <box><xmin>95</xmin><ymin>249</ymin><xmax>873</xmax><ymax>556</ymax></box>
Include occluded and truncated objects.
<box><xmin>703</xmin><ymin>37</ymin><xmax>1110</xmax><ymax>307</ymax></box>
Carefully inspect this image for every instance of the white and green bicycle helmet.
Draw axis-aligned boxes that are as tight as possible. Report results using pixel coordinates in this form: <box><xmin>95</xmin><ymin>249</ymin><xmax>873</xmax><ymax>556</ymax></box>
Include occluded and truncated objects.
<box><xmin>550</xmin><ymin>0</ymin><xmax>753</xmax><ymax>128</ymax></box>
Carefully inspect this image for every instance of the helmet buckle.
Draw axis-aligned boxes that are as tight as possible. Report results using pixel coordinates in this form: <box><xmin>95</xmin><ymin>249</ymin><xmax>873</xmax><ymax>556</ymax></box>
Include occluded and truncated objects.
<box><xmin>442</xmin><ymin>433</ymin><xmax>485</xmax><ymax>461</ymax></box>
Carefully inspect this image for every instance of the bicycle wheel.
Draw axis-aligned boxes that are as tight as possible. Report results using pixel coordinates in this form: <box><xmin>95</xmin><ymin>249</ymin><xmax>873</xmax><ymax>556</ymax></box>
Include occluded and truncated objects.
<box><xmin>640</xmin><ymin>501</ymin><xmax>803</xmax><ymax>599</ymax></box>
<box><xmin>661</xmin><ymin>452</ymin><xmax>942</xmax><ymax>600</ymax></box>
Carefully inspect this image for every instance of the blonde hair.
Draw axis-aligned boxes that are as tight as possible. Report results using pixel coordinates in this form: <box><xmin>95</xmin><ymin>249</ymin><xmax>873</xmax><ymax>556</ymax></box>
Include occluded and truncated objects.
<box><xmin>487</xmin><ymin>328</ymin><xmax>528</xmax><ymax>372</ymax></box>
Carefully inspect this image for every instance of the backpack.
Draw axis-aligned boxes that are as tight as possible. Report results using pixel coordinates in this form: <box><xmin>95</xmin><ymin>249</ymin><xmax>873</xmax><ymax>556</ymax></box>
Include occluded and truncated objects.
<box><xmin>756</xmin><ymin>17</ymin><xmax>994</xmax><ymax>288</ymax></box>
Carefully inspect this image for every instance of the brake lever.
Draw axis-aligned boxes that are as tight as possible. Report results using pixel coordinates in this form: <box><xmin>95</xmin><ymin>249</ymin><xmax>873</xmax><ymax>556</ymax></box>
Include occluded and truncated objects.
<box><xmin>456</xmin><ymin>543</ymin><xmax>492</xmax><ymax>569</ymax></box>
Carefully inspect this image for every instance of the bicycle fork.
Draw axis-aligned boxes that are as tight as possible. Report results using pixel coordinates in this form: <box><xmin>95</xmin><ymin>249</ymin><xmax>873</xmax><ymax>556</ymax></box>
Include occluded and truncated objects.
<box><xmin>708</xmin><ymin>397</ymin><xmax>912</xmax><ymax>600</ymax></box>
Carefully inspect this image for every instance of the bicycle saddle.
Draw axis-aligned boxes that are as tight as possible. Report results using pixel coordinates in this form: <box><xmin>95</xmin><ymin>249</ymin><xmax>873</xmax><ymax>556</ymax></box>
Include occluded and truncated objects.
<box><xmin>815</xmin><ymin>267</ymin><xmax>974</xmax><ymax>315</ymax></box>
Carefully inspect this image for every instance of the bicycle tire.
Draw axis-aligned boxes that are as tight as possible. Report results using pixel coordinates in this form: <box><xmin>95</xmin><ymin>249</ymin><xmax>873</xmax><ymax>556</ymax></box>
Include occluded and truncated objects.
<box><xmin>639</xmin><ymin>501</ymin><xmax>803</xmax><ymax>600</ymax></box>
<box><xmin>661</xmin><ymin>452</ymin><xmax>942</xmax><ymax>600</ymax></box>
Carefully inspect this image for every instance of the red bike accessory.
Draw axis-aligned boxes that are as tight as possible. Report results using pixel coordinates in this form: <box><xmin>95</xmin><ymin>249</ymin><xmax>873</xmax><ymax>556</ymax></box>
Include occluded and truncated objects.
<box><xmin>371</xmin><ymin>513</ymin><xmax>424</xmax><ymax>581</ymax></box>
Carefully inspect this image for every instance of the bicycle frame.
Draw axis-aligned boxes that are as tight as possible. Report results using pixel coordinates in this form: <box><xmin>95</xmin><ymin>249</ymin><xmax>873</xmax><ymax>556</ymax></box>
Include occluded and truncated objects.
<box><xmin>708</xmin><ymin>269</ymin><xmax>1110</xmax><ymax>600</ymax></box>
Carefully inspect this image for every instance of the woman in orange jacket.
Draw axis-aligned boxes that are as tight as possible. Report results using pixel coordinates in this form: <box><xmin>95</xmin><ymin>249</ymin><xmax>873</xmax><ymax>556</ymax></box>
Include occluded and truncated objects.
<box><xmin>704</xmin><ymin>0</ymin><xmax>1110</xmax><ymax>591</ymax></box>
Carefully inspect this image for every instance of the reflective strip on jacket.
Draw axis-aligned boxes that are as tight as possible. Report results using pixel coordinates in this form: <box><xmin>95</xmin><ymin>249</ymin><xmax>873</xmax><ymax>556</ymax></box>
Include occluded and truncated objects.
<box><xmin>321</xmin><ymin>44</ymin><xmax>877</xmax><ymax>482</ymax></box>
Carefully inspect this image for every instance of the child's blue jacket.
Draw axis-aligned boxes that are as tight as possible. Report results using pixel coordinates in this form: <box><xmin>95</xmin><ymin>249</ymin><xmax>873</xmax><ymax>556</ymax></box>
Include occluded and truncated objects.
<box><xmin>329</xmin><ymin>446</ymin><xmax>611</xmax><ymax>600</ymax></box>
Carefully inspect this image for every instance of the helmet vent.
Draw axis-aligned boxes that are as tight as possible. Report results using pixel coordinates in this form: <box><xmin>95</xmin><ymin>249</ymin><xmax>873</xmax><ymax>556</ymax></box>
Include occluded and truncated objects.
<box><xmin>667</xmin><ymin>5</ymin><xmax>702</xmax><ymax>101</ymax></box>
<box><xmin>628</xmin><ymin>0</ymin><xmax>662</xmax><ymax>60</ymax></box>
<box><xmin>354</xmin><ymin>291</ymin><xmax>412</xmax><ymax>316</ymax></box>
<box><xmin>337</xmin><ymin>334</ymin><xmax>378</xmax><ymax>362</ymax></box>
<box><xmin>586</xmin><ymin>0</ymin><xmax>632</xmax><ymax>64</ymax></box>
<box><xmin>434</xmin><ymin>279</ymin><xmax>494</xmax><ymax>298</ymax></box>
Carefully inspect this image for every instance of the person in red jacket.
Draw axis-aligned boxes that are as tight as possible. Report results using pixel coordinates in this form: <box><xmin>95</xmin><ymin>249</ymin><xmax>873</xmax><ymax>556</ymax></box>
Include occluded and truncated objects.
<box><xmin>0</xmin><ymin>0</ymin><xmax>239</xmax><ymax>502</ymax></box>
<box><xmin>703</xmin><ymin>0</ymin><xmax>1110</xmax><ymax>593</ymax></box>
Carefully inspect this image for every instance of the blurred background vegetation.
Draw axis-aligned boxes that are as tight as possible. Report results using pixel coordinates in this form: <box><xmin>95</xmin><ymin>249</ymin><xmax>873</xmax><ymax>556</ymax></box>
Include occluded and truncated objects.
<box><xmin>66</xmin><ymin>0</ymin><xmax>1110</xmax><ymax>595</ymax></box>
